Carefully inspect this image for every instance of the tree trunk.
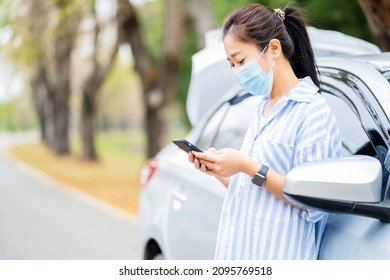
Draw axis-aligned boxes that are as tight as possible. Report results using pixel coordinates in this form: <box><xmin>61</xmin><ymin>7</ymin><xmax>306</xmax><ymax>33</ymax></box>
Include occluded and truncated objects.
<box><xmin>44</xmin><ymin>92</ymin><xmax>56</xmax><ymax>150</ymax></box>
<box><xmin>143</xmin><ymin>88</ymin><xmax>166</xmax><ymax>157</ymax></box>
<box><xmin>42</xmin><ymin>80</ymin><xmax>70</xmax><ymax>155</ymax></box>
<box><xmin>53</xmin><ymin>86</ymin><xmax>70</xmax><ymax>155</ymax></box>
<box><xmin>117</xmin><ymin>0</ymin><xmax>155</xmax><ymax>157</ymax></box>
<box><xmin>145</xmin><ymin>0</ymin><xmax>186</xmax><ymax>157</ymax></box>
<box><xmin>79</xmin><ymin>4</ymin><xmax>120</xmax><ymax>161</ymax></box>
<box><xmin>79</xmin><ymin>72</ymin><xmax>112</xmax><ymax>161</ymax></box>
<box><xmin>358</xmin><ymin>0</ymin><xmax>390</xmax><ymax>51</ymax></box>
<box><xmin>80</xmin><ymin>90</ymin><xmax>97</xmax><ymax>160</ymax></box>
<box><xmin>28</xmin><ymin>0</ymin><xmax>48</xmax><ymax>144</ymax></box>
<box><xmin>118</xmin><ymin>0</ymin><xmax>187</xmax><ymax>158</ymax></box>
<box><xmin>26</xmin><ymin>0</ymin><xmax>81</xmax><ymax>156</ymax></box>
<box><xmin>30</xmin><ymin>64</ymin><xmax>47</xmax><ymax>142</ymax></box>
<box><xmin>45</xmin><ymin>6</ymin><xmax>81</xmax><ymax>155</ymax></box>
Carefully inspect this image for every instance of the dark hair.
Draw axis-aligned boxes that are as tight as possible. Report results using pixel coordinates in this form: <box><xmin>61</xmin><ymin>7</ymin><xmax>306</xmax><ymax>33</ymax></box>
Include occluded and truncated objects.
<box><xmin>222</xmin><ymin>3</ymin><xmax>320</xmax><ymax>88</ymax></box>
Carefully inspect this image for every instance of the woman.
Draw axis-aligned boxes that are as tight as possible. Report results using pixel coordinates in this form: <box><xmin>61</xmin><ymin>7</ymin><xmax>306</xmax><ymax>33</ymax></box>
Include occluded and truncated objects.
<box><xmin>189</xmin><ymin>4</ymin><xmax>343</xmax><ymax>260</ymax></box>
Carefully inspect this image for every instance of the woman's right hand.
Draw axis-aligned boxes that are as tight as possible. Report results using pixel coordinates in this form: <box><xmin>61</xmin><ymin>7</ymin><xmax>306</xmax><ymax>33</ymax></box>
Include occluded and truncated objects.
<box><xmin>188</xmin><ymin>148</ymin><xmax>230</xmax><ymax>188</ymax></box>
<box><xmin>188</xmin><ymin>147</ymin><xmax>216</xmax><ymax>172</ymax></box>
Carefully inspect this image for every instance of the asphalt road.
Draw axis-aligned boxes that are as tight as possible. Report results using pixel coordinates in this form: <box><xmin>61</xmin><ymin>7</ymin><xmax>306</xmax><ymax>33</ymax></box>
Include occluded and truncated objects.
<box><xmin>0</xmin><ymin>132</ymin><xmax>139</xmax><ymax>259</ymax></box>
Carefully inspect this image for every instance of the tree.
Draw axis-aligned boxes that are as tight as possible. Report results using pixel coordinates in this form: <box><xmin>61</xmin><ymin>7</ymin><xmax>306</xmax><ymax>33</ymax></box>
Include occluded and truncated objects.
<box><xmin>28</xmin><ymin>0</ymin><xmax>49</xmax><ymax>143</ymax></box>
<box><xmin>5</xmin><ymin>0</ymin><xmax>120</xmax><ymax>159</ymax></box>
<box><xmin>358</xmin><ymin>0</ymin><xmax>390</xmax><ymax>51</ymax></box>
<box><xmin>117</xmin><ymin>0</ymin><xmax>216</xmax><ymax>158</ymax></box>
<box><xmin>28</xmin><ymin>0</ymin><xmax>83</xmax><ymax>155</ymax></box>
<box><xmin>117</xmin><ymin>0</ymin><xmax>187</xmax><ymax>157</ymax></box>
<box><xmin>78</xmin><ymin>1</ymin><xmax>121</xmax><ymax>160</ymax></box>
<box><xmin>6</xmin><ymin>0</ymin><xmax>84</xmax><ymax>155</ymax></box>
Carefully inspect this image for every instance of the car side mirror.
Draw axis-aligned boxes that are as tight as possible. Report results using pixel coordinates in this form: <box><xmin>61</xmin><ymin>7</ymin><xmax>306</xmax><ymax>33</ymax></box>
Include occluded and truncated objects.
<box><xmin>283</xmin><ymin>155</ymin><xmax>390</xmax><ymax>222</ymax></box>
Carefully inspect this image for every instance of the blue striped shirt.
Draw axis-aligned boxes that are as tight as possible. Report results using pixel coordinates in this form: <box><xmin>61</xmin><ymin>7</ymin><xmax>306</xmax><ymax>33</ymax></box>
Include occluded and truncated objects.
<box><xmin>214</xmin><ymin>77</ymin><xmax>343</xmax><ymax>260</ymax></box>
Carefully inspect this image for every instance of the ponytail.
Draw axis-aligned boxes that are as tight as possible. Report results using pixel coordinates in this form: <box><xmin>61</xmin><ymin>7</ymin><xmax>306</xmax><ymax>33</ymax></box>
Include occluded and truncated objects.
<box><xmin>283</xmin><ymin>7</ymin><xmax>320</xmax><ymax>88</ymax></box>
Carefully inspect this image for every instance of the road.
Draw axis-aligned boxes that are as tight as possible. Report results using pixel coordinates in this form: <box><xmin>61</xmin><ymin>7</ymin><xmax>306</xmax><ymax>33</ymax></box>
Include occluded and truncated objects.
<box><xmin>0</xmin><ymin>132</ymin><xmax>139</xmax><ymax>259</ymax></box>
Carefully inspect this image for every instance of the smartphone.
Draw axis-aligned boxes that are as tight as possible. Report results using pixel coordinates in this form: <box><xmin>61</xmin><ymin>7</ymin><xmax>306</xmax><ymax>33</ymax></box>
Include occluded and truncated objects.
<box><xmin>172</xmin><ymin>138</ymin><xmax>203</xmax><ymax>153</ymax></box>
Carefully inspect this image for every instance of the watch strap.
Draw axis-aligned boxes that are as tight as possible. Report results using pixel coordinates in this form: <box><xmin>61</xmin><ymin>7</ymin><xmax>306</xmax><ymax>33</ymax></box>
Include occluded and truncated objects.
<box><xmin>259</xmin><ymin>165</ymin><xmax>269</xmax><ymax>177</ymax></box>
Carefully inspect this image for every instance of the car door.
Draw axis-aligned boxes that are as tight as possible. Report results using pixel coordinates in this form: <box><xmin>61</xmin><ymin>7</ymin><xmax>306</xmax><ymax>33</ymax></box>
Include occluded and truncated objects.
<box><xmin>318</xmin><ymin>59</ymin><xmax>390</xmax><ymax>259</ymax></box>
<box><xmin>165</xmin><ymin>93</ymin><xmax>257</xmax><ymax>259</ymax></box>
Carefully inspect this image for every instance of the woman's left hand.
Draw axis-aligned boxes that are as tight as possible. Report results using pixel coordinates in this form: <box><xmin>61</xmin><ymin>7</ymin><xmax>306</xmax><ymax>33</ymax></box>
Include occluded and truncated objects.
<box><xmin>192</xmin><ymin>148</ymin><xmax>249</xmax><ymax>177</ymax></box>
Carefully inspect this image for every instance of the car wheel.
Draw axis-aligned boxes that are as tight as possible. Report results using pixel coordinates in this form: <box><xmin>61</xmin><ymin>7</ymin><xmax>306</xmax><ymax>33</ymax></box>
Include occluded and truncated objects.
<box><xmin>145</xmin><ymin>240</ymin><xmax>165</xmax><ymax>260</ymax></box>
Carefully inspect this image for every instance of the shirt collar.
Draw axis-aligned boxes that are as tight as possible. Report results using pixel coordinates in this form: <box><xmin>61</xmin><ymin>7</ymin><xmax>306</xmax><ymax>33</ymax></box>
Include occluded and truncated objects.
<box><xmin>286</xmin><ymin>76</ymin><xmax>319</xmax><ymax>103</ymax></box>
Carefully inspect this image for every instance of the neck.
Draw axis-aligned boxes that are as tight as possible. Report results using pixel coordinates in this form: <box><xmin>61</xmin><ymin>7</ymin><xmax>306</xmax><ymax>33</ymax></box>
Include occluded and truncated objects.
<box><xmin>269</xmin><ymin>58</ymin><xmax>299</xmax><ymax>101</ymax></box>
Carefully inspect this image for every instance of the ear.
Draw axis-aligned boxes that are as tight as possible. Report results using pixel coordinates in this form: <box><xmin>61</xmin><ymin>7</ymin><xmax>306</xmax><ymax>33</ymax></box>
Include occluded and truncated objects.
<box><xmin>268</xmin><ymin>39</ymin><xmax>282</xmax><ymax>58</ymax></box>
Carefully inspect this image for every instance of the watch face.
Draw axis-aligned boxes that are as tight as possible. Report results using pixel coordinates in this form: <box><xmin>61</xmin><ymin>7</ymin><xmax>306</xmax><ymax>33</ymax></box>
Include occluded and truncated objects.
<box><xmin>252</xmin><ymin>173</ymin><xmax>265</xmax><ymax>186</ymax></box>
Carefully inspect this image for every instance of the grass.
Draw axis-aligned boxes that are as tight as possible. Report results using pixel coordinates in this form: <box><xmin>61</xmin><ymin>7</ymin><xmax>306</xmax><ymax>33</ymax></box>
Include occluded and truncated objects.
<box><xmin>8</xmin><ymin>131</ymin><xmax>147</xmax><ymax>216</ymax></box>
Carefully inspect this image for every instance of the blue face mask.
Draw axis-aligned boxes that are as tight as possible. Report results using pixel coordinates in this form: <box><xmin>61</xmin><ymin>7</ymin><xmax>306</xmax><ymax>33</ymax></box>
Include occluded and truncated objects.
<box><xmin>232</xmin><ymin>45</ymin><xmax>275</xmax><ymax>96</ymax></box>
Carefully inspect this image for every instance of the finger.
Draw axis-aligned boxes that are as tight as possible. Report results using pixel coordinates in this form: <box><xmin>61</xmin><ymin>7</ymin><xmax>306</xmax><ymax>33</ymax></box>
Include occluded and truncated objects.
<box><xmin>194</xmin><ymin>158</ymin><xmax>201</xmax><ymax>170</ymax></box>
<box><xmin>199</xmin><ymin>159</ymin><xmax>218</xmax><ymax>171</ymax></box>
<box><xmin>188</xmin><ymin>151</ymin><xmax>195</xmax><ymax>163</ymax></box>
<box><xmin>192</xmin><ymin>151</ymin><xmax>216</xmax><ymax>162</ymax></box>
<box><xmin>207</xmin><ymin>147</ymin><xmax>217</xmax><ymax>152</ymax></box>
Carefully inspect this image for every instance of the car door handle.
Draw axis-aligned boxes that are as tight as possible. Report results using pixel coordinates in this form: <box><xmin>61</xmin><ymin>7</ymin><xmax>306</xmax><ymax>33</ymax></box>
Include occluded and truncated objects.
<box><xmin>171</xmin><ymin>189</ymin><xmax>187</xmax><ymax>203</ymax></box>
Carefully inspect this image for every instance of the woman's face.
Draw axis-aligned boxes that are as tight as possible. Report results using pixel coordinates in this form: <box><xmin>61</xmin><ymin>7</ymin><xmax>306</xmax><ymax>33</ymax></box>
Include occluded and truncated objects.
<box><xmin>224</xmin><ymin>33</ymin><xmax>270</xmax><ymax>71</ymax></box>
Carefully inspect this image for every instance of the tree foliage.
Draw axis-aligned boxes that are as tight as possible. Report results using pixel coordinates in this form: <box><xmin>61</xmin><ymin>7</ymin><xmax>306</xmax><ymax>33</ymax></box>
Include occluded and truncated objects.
<box><xmin>1</xmin><ymin>0</ymin><xmax>120</xmax><ymax>160</ymax></box>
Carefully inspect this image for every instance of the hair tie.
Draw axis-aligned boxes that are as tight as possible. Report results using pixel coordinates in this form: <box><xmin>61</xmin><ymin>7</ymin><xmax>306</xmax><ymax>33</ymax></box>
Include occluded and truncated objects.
<box><xmin>273</xmin><ymin>8</ymin><xmax>285</xmax><ymax>21</ymax></box>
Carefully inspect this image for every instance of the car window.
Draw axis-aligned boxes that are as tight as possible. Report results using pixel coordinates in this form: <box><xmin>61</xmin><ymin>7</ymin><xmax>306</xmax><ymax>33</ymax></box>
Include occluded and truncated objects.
<box><xmin>197</xmin><ymin>95</ymin><xmax>257</xmax><ymax>150</ymax></box>
<box><xmin>322</xmin><ymin>83</ymin><xmax>389</xmax><ymax>198</ymax></box>
<box><xmin>197</xmin><ymin>102</ymin><xmax>229</xmax><ymax>150</ymax></box>
<box><xmin>322</xmin><ymin>92</ymin><xmax>374</xmax><ymax>156</ymax></box>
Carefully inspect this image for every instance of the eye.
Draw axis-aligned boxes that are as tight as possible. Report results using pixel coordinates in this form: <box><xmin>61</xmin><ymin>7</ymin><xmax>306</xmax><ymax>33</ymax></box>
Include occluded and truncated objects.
<box><xmin>237</xmin><ymin>59</ymin><xmax>245</xmax><ymax>66</ymax></box>
<box><xmin>230</xmin><ymin>59</ymin><xmax>245</xmax><ymax>69</ymax></box>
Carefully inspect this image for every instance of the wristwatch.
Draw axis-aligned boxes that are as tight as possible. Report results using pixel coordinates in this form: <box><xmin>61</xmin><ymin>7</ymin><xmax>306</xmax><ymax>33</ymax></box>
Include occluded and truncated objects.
<box><xmin>252</xmin><ymin>165</ymin><xmax>269</xmax><ymax>186</ymax></box>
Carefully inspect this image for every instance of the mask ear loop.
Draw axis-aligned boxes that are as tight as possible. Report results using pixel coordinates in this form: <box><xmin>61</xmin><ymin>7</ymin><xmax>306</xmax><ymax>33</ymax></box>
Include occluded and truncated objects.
<box><xmin>257</xmin><ymin>44</ymin><xmax>275</xmax><ymax>73</ymax></box>
<box><xmin>268</xmin><ymin>58</ymin><xmax>276</xmax><ymax>73</ymax></box>
<box><xmin>256</xmin><ymin>45</ymin><xmax>269</xmax><ymax>62</ymax></box>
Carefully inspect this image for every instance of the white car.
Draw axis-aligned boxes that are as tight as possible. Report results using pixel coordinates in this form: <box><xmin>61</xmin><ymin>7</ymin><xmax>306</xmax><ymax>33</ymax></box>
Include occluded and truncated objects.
<box><xmin>137</xmin><ymin>29</ymin><xmax>390</xmax><ymax>260</ymax></box>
